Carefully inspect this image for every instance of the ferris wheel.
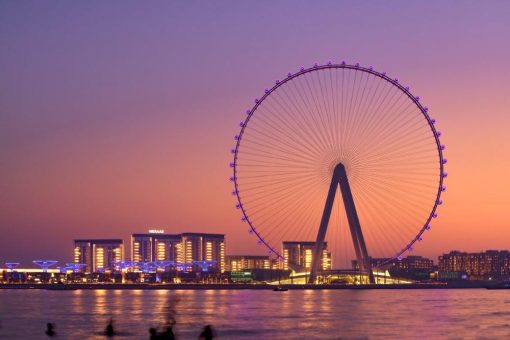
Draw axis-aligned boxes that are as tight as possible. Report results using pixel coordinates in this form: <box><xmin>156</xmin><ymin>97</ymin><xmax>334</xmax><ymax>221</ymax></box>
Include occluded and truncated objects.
<box><xmin>231</xmin><ymin>62</ymin><xmax>446</xmax><ymax>283</ymax></box>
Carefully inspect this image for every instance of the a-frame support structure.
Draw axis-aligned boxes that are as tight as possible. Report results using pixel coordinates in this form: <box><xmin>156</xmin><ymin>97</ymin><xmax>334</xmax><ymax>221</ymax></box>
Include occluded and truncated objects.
<box><xmin>308</xmin><ymin>163</ymin><xmax>375</xmax><ymax>284</ymax></box>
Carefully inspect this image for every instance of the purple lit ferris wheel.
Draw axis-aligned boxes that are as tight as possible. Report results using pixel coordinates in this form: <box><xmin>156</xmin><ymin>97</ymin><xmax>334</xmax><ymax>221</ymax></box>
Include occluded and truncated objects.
<box><xmin>231</xmin><ymin>62</ymin><xmax>446</xmax><ymax>283</ymax></box>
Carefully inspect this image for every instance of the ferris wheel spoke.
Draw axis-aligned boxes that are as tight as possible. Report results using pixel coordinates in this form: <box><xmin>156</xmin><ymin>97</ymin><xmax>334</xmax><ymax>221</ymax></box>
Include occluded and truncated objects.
<box><xmin>344</xmin><ymin>70</ymin><xmax>372</xmax><ymax>150</ymax></box>
<box><xmin>261</xmin><ymin>93</ymin><xmax>327</xmax><ymax>156</ymax></box>
<box><xmin>353</xmin><ymin>181</ymin><xmax>418</xmax><ymax>250</ymax></box>
<box><xmin>353</xmin><ymin>78</ymin><xmax>404</xmax><ymax>147</ymax></box>
<box><xmin>292</xmin><ymin>74</ymin><xmax>333</xmax><ymax>151</ymax></box>
<box><xmin>303</xmin><ymin>73</ymin><xmax>336</xmax><ymax>150</ymax></box>
<box><xmin>347</xmin><ymin>72</ymin><xmax>381</xmax><ymax>151</ymax></box>
<box><xmin>244</xmin><ymin>124</ymin><xmax>322</xmax><ymax>163</ymax></box>
<box><xmin>272</xmin><ymin>90</ymin><xmax>328</xmax><ymax>154</ymax></box>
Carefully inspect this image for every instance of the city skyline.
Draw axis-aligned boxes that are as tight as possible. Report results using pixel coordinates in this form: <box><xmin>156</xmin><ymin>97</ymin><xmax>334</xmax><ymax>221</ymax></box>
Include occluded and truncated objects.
<box><xmin>3</xmin><ymin>225</ymin><xmax>510</xmax><ymax>269</ymax></box>
<box><xmin>2</xmin><ymin>2</ymin><xmax>510</xmax><ymax>264</ymax></box>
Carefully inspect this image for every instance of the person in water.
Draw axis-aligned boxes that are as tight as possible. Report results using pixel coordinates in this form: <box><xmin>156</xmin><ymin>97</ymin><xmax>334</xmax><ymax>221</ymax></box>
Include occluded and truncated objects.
<box><xmin>199</xmin><ymin>325</ymin><xmax>215</xmax><ymax>340</ymax></box>
<box><xmin>104</xmin><ymin>318</ymin><xmax>115</xmax><ymax>337</ymax></box>
<box><xmin>45</xmin><ymin>323</ymin><xmax>56</xmax><ymax>337</ymax></box>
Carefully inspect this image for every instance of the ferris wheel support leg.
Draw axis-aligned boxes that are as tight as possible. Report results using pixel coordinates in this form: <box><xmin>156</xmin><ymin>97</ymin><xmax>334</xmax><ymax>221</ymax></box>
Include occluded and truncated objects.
<box><xmin>309</xmin><ymin>165</ymin><xmax>340</xmax><ymax>284</ymax></box>
<box><xmin>309</xmin><ymin>163</ymin><xmax>375</xmax><ymax>285</ymax></box>
<box><xmin>337</xmin><ymin>164</ymin><xmax>375</xmax><ymax>284</ymax></box>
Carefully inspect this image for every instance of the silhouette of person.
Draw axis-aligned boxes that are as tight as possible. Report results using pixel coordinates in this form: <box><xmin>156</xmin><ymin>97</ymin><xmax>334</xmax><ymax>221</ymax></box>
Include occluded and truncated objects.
<box><xmin>199</xmin><ymin>325</ymin><xmax>214</xmax><ymax>340</ymax></box>
<box><xmin>45</xmin><ymin>323</ymin><xmax>56</xmax><ymax>337</ymax></box>
<box><xmin>105</xmin><ymin>318</ymin><xmax>115</xmax><ymax>337</ymax></box>
<box><xmin>149</xmin><ymin>327</ymin><xmax>158</xmax><ymax>340</ymax></box>
<box><xmin>160</xmin><ymin>323</ymin><xmax>176</xmax><ymax>340</ymax></box>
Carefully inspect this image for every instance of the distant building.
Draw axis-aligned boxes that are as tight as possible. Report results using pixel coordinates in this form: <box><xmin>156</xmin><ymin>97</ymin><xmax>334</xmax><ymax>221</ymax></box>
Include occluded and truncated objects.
<box><xmin>226</xmin><ymin>255</ymin><xmax>272</xmax><ymax>271</ymax></box>
<box><xmin>352</xmin><ymin>256</ymin><xmax>434</xmax><ymax>271</ymax></box>
<box><xmin>131</xmin><ymin>232</ymin><xmax>181</xmax><ymax>263</ymax></box>
<box><xmin>181</xmin><ymin>233</ymin><xmax>225</xmax><ymax>273</ymax></box>
<box><xmin>394</xmin><ymin>256</ymin><xmax>434</xmax><ymax>270</ymax></box>
<box><xmin>74</xmin><ymin>239</ymin><xmax>124</xmax><ymax>273</ymax></box>
<box><xmin>438</xmin><ymin>250</ymin><xmax>510</xmax><ymax>280</ymax></box>
<box><xmin>282</xmin><ymin>241</ymin><xmax>331</xmax><ymax>271</ymax></box>
<box><xmin>131</xmin><ymin>231</ymin><xmax>226</xmax><ymax>273</ymax></box>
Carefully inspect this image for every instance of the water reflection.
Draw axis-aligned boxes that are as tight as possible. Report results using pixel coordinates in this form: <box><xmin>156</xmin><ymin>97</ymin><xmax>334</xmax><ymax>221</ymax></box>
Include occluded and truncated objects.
<box><xmin>2</xmin><ymin>289</ymin><xmax>510</xmax><ymax>338</ymax></box>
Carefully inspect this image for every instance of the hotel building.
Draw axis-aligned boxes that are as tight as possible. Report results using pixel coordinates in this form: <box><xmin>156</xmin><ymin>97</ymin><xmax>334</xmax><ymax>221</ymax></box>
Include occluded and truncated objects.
<box><xmin>131</xmin><ymin>231</ymin><xmax>181</xmax><ymax>263</ymax></box>
<box><xmin>131</xmin><ymin>231</ymin><xmax>225</xmax><ymax>272</ymax></box>
<box><xmin>73</xmin><ymin>239</ymin><xmax>124</xmax><ymax>273</ymax></box>
<box><xmin>181</xmin><ymin>233</ymin><xmax>225</xmax><ymax>272</ymax></box>
<box><xmin>282</xmin><ymin>241</ymin><xmax>332</xmax><ymax>271</ymax></box>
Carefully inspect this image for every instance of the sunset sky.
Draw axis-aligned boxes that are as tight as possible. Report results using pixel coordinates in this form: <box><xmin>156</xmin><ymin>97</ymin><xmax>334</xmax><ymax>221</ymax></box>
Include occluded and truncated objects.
<box><xmin>1</xmin><ymin>1</ymin><xmax>510</xmax><ymax>265</ymax></box>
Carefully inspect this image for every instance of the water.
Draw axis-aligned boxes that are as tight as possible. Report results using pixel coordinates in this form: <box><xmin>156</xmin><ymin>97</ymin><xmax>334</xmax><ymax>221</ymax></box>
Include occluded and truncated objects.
<box><xmin>1</xmin><ymin>289</ymin><xmax>510</xmax><ymax>339</ymax></box>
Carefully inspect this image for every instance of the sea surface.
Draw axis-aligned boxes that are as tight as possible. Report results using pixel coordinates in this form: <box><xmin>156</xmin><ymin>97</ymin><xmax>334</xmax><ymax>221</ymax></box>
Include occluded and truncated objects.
<box><xmin>1</xmin><ymin>289</ymin><xmax>510</xmax><ymax>339</ymax></box>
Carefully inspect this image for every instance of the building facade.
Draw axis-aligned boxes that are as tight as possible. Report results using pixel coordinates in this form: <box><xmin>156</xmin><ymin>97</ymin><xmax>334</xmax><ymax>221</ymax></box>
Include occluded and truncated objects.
<box><xmin>181</xmin><ymin>233</ymin><xmax>225</xmax><ymax>273</ymax></box>
<box><xmin>226</xmin><ymin>255</ymin><xmax>272</xmax><ymax>271</ymax></box>
<box><xmin>73</xmin><ymin>239</ymin><xmax>124</xmax><ymax>273</ymax></box>
<box><xmin>131</xmin><ymin>231</ymin><xmax>226</xmax><ymax>272</ymax></box>
<box><xmin>438</xmin><ymin>250</ymin><xmax>510</xmax><ymax>280</ymax></box>
<box><xmin>131</xmin><ymin>232</ymin><xmax>181</xmax><ymax>263</ymax></box>
<box><xmin>352</xmin><ymin>256</ymin><xmax>434</xmax><ymax>271</ymax></box>
<box><xmin>282</xmin><ymin>241</ymin><xmax>332</xmax><ymax>271</ymax></box>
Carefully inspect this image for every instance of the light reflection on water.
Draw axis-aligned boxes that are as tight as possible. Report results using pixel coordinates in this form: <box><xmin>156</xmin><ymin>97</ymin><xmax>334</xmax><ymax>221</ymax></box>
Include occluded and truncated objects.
<box><xmin>1</xmin><ymin>289</ymin><xmax>510</xmax><ymax>339</ymax></box>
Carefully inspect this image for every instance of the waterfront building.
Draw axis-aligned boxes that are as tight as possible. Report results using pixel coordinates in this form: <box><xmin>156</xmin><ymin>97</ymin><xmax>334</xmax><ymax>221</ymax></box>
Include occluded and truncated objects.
<box><xmin>131</xmin><ymin>231</ymin><xmax>181</xmax><ymax>263</ymax></box>
<box><xmin>352</xmin><ymin>255</ymin><xmax>434</xmax><ymax>271</ymax></box>
<box><xmin>282</xmin><ymin>241</ymin><xmax>332</xmax><ymax>271</ymax></box>
<box><xmin>438</xmin><ymin>250</ymin><xmax>510</xmax><ymax>280</ymax></box>
<box><xmin>181</xmin><ymin>233</ymin><xmax>225</xmax><ymax>272</ymax></box>
<box><xmin>226</xmin><ymin>255</ymin><xmax>271</xmax><ymax>271</ymax></box>
<box><xmin>73</xmin><ymin>239</ymin><xmax>123</xmax><ymax>273</ymax></box>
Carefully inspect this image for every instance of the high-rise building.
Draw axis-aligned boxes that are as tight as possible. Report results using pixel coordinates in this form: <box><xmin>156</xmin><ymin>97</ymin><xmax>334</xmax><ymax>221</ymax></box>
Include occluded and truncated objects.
<box><xmin>282</xmin><ymin>241</ymin><xmax>331</xmax><ymax>271</ymax></box>
<box><xmin>181</xmin><ymin>233</ymin><xmax>225</xmax><ymax>272</ymax></box>
<box><xmin>438</xmin><ymin>250</ymin><xmax>510</xmax><ymax>280</ymax></box>
<box><xmin>73</xmin><ymin>239</ymin><xmax>124</xmax><ymax>273</ymax></box>
<box><xmin>131</xmin><ymin>231</ymin><xmax>181</xmax><ymax>263</ymax></box>
<box><xmin>226</xmin><ymin>255</ymin><xmax>272</xmax><ymax>271</ymax></box>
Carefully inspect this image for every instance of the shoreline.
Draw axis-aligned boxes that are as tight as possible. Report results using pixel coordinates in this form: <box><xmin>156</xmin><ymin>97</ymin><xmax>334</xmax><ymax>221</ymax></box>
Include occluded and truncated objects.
<box><xmin>0</xmin><ymin>282</ymin><xmax>494</xmax><ymax>290</ymax></box>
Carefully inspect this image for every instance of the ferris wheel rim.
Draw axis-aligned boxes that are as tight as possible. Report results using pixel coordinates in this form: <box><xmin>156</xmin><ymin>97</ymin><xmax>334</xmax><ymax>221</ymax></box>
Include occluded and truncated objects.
<box><xmin>231</xmin><ymin>62</ymin><xmax>445</xmax><ymax>264</ymax></box>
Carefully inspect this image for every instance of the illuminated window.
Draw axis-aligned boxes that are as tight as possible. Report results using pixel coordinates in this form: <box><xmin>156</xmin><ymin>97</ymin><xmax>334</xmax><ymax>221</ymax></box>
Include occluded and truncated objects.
<box><xmin>185</xmin><ymin>241</ymin><xmax>193</xmax><ymax>263</ymax></box>
<box><xmin>283</xmin><ymin>249</ymin><xmax>289</xmax><ymax>270</ymax></box>
<box><xmin>305</xmin><ymin>249</ymin><xmax>312</xmax><ymax>269</ymax></box>
<box><xmin>114</xmin><ymin>247</ymin><xmax>121</xmax><ymax>262</ymax></box>
<box><xmin>220</xmin><ymin>242</ymin><xmax>225</xmax><ymax>273</ymax></box>
<box><xmin>176</xmin><ymin>243</ymin><xmax>183</xmax><ymax>265</ymax></box>
<box><xmin>264</xmin><ymin>260</ymin><xmax>270</xmax><ymax>269</ymax></box>
<box><xmin>74</xmin><ymin>247</ymin><xmax>81</xmax><ymax>263</ymax></box>
<box><xmin>322</xmin><ymin>249</ymin><xmax>331</xmax><ymax>270</ymax></box>
<box><xmin>157</xmin><ymin>242</ymin><xmax>166</xmax><ymax>260</ymax></box>
<box><xmin>133</xmin><ymin>241</ymin><xmax>141</xmax><ymax>262</ymax></box>
<box><xmin>96</xmin><ymin>247</ymin><xmax>104</xmax><ymax>270</ymax></box>
<box><xmin>205</xmin><ymin>241</ymin><xmax>212</xmax><ymax>261</ymax></box>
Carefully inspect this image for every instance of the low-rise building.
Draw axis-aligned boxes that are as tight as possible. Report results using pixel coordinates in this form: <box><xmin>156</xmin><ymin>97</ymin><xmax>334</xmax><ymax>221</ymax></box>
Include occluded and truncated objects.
<box><xmin>438</xmin><ymin>250</ymin><xmax>510</xmax><ymax>280</ymax></box>
<box><xmin>226</xmin><ymin>255</ymin><xmax>271</xmax><ymax>271</ymax></box>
